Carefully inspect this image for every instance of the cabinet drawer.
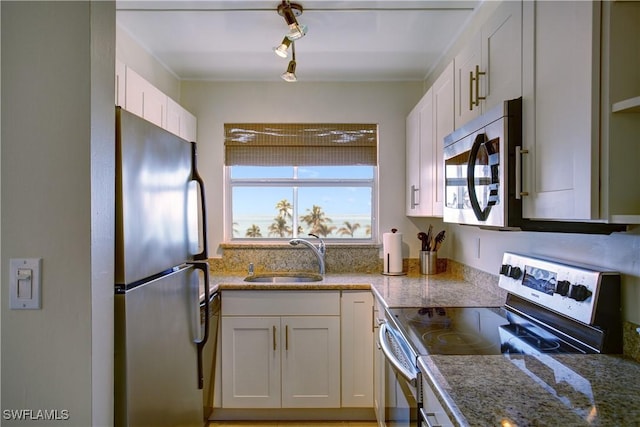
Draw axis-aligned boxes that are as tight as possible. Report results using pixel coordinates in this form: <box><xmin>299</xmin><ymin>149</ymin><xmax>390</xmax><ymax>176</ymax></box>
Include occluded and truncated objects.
<box><xmin>221</xmin><ymin>290</ymin><xmax>340</xmax><ymax>316</ymax></box>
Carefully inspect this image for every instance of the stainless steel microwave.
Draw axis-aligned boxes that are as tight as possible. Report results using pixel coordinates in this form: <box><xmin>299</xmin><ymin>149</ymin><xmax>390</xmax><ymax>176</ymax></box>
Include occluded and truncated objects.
<box><xmin>442</xmin><ymin>98</ymin><xmax>625</xmax><ymax>234</ymax></box>
<box><xmin>443</xmin><ymin>98</ymin><xmax>523</xmax><ymax>228</ymax></box>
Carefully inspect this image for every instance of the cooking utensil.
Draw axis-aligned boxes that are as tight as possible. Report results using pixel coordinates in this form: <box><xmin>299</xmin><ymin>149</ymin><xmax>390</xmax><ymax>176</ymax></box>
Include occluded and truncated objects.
<box><xmin>425</xmin><ymin>225</ymin><xmax>433</xmax><ymax>251</ymax></box>
<box><xmin>417</xmin><ymin>232</ymin><xmax>429</xmax><ymax>251</ymax></box>
<box><xmin>434</xmin><ymin>230</ymin><xmax>446</xmax><ymax>251</ymax></box>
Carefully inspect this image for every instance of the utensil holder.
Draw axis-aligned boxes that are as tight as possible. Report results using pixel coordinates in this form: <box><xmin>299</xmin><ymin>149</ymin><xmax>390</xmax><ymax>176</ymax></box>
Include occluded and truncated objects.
<box><xmin>420</xmin><ymin>251</ymin><xmax>437</xmax><ymax>275</ymax></box>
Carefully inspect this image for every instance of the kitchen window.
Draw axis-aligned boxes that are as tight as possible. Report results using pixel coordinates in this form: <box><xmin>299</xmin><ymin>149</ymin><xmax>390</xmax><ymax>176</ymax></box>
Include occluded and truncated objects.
<box><xmin>225</xmin><ymin>123</ymin><xmax>378</xmax><ymax>242</ymax></box>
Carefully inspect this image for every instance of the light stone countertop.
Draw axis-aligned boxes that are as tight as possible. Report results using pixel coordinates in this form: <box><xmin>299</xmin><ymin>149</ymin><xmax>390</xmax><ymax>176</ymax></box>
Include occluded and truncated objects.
<box><xmin>419</xmin><ymin>353</ymin><xmax>640</xmax><ymax>427</ymax></box>
<box><xmin>204</xmin><ymin>271</ymin><xmax>640</xmax><ymax>426</ymax></box>
<box><xmin>205</xmin><ymin>271</ymin><xmax>506</xmax><ymax>308</ymax></box>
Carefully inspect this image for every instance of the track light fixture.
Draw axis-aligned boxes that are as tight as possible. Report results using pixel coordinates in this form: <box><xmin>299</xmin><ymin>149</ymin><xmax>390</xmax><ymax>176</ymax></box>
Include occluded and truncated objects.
<box><xmin>281</xmin><ymin>41</ymin><xmax>297</xmax><ymax>82</ymax></box>
<box><xmin>273</xmin><ymin>37</ymin><xmax>292</xmax><ymax>58</ymax></box>
<box><xmin>277</xmin><ymin>1</ymin><xmax>307</xmax><ymax>41</ymax></box>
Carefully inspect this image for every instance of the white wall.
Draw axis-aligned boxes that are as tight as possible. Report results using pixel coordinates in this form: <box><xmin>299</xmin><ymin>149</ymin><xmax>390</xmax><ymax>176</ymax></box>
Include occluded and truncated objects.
<box><xmin>116</xmin><ymin>24</ymin><xmax>181</xmax><ymax>102</ymax></box>
<box><xmin>180</xmin><ymin>81</ymin><xmax>426</xmax><ymax>260</ymax></box>
<box><xmin>1</xmin><ymin>2</ymin><xmax>114</xmax><ymax>425</ymax></box>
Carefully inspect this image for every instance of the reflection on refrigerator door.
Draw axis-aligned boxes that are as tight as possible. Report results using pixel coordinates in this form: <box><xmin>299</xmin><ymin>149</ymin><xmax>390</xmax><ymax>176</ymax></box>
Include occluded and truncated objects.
<box><xmin>115</xmin><ymin>265</ymin><xmax>202</xmax><ymax>427</ymax></box>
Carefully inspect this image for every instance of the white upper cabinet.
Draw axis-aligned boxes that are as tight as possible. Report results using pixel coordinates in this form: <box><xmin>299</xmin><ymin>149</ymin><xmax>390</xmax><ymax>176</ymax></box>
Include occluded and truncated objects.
<box><xmin>167</xmin><ymin>97</ymin><xmax>198</xmax><ymax>142</ymax></box>
<box><xmin>124</xmin><ymin>67</ymin><xmax>167</xmax><ymax>129</ymax></box>
<box><xmin>406</xmin><ymin>87</ymin><xmax>433</xmax><ymax>217</ymax></box>
<box><xmin>454</xmin><ymin>0</ymin><xmax>522</xmax><ymax>129</ymax></box>
<box><xmin>406</xmin><ymin>62</ymin><xmax>454</xmax><ymax>218</ymax></box>
<box><xmin>521</xmin><ymin>0</ymin><xmax>640</xmax><ymax>223</ymax></box>
<box><xmin>432</xmin><ymin>61</ymin><xmax>455</xmax><ymax>216</ymax></box>
<box><xmin>116</xmin><ymin>62</ymin><xmax>197</xmax><ymax>141</ymax></box>
<box><xmin>115</xmin><ymin>59</ymin><xmax>126</xmax><ymax>108</ymax></box>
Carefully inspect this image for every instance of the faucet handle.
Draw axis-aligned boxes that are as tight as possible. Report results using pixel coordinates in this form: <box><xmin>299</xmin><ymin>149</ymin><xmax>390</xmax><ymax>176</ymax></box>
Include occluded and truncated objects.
<box><xmin>309</xmin><ymin>233</ymin><xmax>326</xmax><ymax>254</ymax></box>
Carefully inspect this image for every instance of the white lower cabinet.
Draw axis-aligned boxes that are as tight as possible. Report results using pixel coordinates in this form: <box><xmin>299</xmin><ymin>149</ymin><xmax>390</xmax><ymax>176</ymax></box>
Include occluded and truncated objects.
<box><xmin>341</xmin><ymin>291</ymin><xmax>374</xmax><ymax>407</ymax></box>
<box><xmin>373</xmin><ymin>296</ymin><xmax>386</xmax><ymax>426</ymax></box>
<box><xmin>220</xmin><ymin>291</ymin><xmax>341</xmax><ymax>409</ymax></box>
<box><xmin>221</xmin><ymin>316</ymin><xmax>281</xmax><ymax>408</ymax></box>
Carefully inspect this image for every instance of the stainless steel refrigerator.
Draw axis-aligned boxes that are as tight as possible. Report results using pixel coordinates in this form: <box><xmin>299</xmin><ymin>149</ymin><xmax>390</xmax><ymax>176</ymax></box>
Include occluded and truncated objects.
<box><xmin>114</xmin><ymin>107</ymin><xmax>211</xmax><ymax>427</ymax></box>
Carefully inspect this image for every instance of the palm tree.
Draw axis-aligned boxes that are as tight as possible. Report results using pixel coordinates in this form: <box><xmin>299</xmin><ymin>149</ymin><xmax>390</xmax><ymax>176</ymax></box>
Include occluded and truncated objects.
<box><xmin>365</xmin><ymin>224</ymin><xmax>372</xmax><ymax>236</ymax></box>
<box><xmin>300</xmin><ymin>205</ymin><xmax>332</xmax><ymax>235</ymax></box>
<box><xmin>338</xmin><ymin>221</ymin><xmax>361</xmax><ymax>237</ymax></box>
<box><xmin>314</xmin><ymin>222</ymin><xmax>336</xmax><ymax>237</ymax></box>
<box><xmin>275</xmin><ymin>199</ymin><xmax>293</xmax><ymax>221</ymax></box>
<box><xmin>268</xmin><ymin>216</ymin><xmax>292</xmax><ymax>237</ymax></box>
<box><xmin>245</xmin><ymin>224</ymin><xmax>262</xmax><ymax>238</ymax></box>
<box><xmin>232</xmin><ymin>221</ymin><xmax>239</xmax><ymax>237</ymax></box>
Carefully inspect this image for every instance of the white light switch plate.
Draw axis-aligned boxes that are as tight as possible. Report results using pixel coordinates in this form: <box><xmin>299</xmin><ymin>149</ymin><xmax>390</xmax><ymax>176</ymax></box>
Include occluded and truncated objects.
<box><xmin>10</xmin><ymin>258</ymin><xmax>42</xmax><ymax>309</ymax></box>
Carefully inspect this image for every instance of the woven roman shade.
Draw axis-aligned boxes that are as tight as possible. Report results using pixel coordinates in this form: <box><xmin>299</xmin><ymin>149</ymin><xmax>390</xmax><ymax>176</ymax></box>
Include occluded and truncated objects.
<box><xmin>224</xmin><ymin>123</ymin><xmax>378</xmax><ymax>166</ymax></box>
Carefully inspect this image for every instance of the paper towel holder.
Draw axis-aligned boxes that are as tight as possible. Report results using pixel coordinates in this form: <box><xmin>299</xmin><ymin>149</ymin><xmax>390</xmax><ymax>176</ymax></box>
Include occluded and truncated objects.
<box><xmin>381</xmin><ymin>228</ymin><xmax>407</xmax><ymax>276</ymax></box>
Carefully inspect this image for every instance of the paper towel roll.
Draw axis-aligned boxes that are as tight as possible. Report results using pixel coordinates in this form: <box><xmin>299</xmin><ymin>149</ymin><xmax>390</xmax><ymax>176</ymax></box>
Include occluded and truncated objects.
<box><xmin>383</xmin><ymin>230</ymin><xmax>403</xmax><ymax>274</ymax></box>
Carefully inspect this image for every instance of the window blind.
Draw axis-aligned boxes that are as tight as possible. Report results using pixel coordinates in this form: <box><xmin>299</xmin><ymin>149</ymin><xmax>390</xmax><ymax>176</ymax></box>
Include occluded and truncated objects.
<box><xmin>224</xmin><ymin>123</ymin><xmax>378</xmax><ymax>166</ymax></box>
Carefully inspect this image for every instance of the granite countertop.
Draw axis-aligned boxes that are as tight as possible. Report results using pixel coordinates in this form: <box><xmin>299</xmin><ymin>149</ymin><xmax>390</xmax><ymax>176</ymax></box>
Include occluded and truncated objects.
<box><xmin>205</xmin><ymin>271</ymin><xmax>640</xmax><ymax>426</ymax></box>
<box><xmin>205</xmin><ymin>271</ymin><xmax>506</xmax><ymax>308</ymax></box>
<box><xmin>419</xmin><ymin>353</ymin><xmax>640</xmax><ymax>427</ymax></box>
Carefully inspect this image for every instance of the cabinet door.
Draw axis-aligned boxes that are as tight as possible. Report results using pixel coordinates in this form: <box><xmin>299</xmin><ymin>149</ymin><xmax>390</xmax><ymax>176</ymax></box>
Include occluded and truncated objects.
<box><xmin>373</xmin><ymin>298</ymin><xmax>386</xmax><ymax>426</ymax></box>
<box><xmin>406</xmin><ymin>89</ymin><xmax>434</xmax><ymax>217</ymax></box>
<box><xmin>341</xmin><ymin>291</ymin><xmax>374</xmax><ymax>407</ymax></box>
<box><xmin>406</xmin><ymin>104</ymin><xmax>422</xmax><ymax>216</ymax></box>
<box><xmin>166</xmin><ymin>97</ymin><xmax>198</xmax><ymax>141</ymax></box>
<box><xmin>115</xmin><ymin>60</ymin><xmax>126</xmax><ymax>107</ymax></box>
<box><xmin>521</xmin><ymin>1</ymin><xmax>599</xmax><ymax>220</ymax></box>
<box><xmin>124</xmin><ymin>67</ymin><xmax>167</xmax><ymax>129</ymax></box>
<box><xmin>221</xmin><ymin>316</ymin><xmax>281</xmax><ymax>408</ymax></box>
<box><xmin>281</xmin><ymin>316</ymin><xmax>341</xmax><ymax>408</ymax></box>
<box><xmin>481</xmin><ymin>0</ymin><xmax>522</xmax><ymax>111</ymax></box>
<box><xmin>454</xmin><ymin>32</ymin><xmax>482</xmax><ymax>128</ymax></box>
<box><xmin>432</xmin><ymin>62</ymin><xmax>455</xmax><ymax>217</ymax></box>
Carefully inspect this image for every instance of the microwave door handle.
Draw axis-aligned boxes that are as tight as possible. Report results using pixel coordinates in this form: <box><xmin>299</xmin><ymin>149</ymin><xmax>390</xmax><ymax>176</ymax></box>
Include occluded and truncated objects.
<box><xmin>466</xmin><ymin>133</ymin><xmax>491</xmax><ymax>221</ymax></box>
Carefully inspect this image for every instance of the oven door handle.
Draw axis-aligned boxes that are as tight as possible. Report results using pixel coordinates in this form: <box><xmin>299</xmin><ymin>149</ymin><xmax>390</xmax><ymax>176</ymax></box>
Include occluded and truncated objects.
<box><xmin>379</xmin><ymin>323</ymin><xmax>418</xmax><ymax>386</ymax></box>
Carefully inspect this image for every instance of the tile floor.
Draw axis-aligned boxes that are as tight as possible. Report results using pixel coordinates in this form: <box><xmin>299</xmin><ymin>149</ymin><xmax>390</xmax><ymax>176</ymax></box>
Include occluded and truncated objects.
<box><xmin>208</xmin><ymin>422</ymin><xmax>377</xmax><ymax>427</ymax></box>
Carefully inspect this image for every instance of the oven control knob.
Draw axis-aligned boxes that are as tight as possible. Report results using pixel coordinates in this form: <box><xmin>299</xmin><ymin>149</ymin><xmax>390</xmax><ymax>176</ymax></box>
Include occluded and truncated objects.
<box><xmin>509</xmin><ymin>266</ymin><xmax>522</xmax><ymax>280</ymax></box>
<box><xmin>569</xmin><ymin>284</ymin><xmax>592</xmax><ymax>302</ymax></box>
<box><xmin>555</xmin><ymin>280</ymin><xmax>571</xmax><ymax>296</ymax></box>
<box><xmin>500</xmin><ymin>264</ymin><xmax>511</xmax><ymax>276</ymax></box>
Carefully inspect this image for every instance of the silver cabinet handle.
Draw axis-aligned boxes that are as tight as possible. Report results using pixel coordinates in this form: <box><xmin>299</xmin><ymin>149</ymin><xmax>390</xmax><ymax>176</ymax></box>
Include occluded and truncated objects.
<box><xmin>410</xmin><ymin>185</ymin><xmax>420</xmax><ymax>208</ymax></box>
<box><xmin>474</xmin><ymin>64</ymin><xmax>486</xmax><ymax>106</ymax></box>
<box><xmin>515</xmin><ymin>146</ymin><xmax>529</xmax><ymax>198</ymax></box>
<box><xmin>469</xmin><ymin>70</ymin><xmax>475</xmax><ymax>111</ymax></box>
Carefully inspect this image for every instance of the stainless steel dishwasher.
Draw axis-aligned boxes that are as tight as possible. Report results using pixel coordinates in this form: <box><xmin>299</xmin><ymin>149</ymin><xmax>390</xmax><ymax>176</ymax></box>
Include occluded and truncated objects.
<box><xmin>201</xmin><ymin>291</ymin><xmax>220</xmax><ymax>420</ymax></box>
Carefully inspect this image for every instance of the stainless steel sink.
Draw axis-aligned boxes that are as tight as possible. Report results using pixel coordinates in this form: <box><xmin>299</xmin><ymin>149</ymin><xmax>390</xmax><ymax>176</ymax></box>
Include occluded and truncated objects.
<box><xmin>243</xmin><ymin>273</ymin><xmax>323</xmax><ymax>283</ymax></box>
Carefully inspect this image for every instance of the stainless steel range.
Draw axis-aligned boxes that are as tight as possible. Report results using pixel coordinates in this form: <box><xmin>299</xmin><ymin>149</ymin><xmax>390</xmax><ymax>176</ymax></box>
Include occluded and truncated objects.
<box><xmin>378</xmin><ymin>252</ymin><xmax>622</xmax><ymax>427</ymax></box>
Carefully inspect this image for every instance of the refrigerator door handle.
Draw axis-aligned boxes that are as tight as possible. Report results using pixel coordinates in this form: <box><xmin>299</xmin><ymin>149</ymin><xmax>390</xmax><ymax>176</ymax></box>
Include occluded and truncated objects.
<box><xmin>190</xmin><ymin>142</ymin><xmax>209</xmax><ymax>261</ymax></box>
<box><xmin>189</xmin><ymin>261</ymin><xmax>210</xmax><ymax>389</ymax></box>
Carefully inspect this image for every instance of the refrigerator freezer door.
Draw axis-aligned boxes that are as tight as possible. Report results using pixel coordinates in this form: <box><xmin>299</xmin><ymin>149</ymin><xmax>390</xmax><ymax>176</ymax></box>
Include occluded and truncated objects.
<box><xmin>115</xmin><ymin>264</ymin><xmax>202</xmax><ymax>427</ymax></box>
<box><xmin>116</xmin><ymin>107</ymin><xmax>198</xmax><ymax>286</ymax></box>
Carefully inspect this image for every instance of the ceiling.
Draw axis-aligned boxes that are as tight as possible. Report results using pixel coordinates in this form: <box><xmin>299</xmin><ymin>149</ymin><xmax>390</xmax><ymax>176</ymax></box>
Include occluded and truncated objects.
<box><xmin>116</xmin><ymin>0</ymin><xmax>479</xmax><ymax>82</ymax></box>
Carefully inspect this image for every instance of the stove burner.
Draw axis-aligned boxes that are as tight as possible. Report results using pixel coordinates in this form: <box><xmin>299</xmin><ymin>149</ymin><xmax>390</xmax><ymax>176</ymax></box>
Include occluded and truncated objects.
<box><xmin>404</xmin><ymin>308</ymin><xmax>451</xmax><ymax>327</ymax></box>
<box><xmin>421</xmin><ymin>329</ymin><xmax>496</xmax><ymax>354</ymax></box>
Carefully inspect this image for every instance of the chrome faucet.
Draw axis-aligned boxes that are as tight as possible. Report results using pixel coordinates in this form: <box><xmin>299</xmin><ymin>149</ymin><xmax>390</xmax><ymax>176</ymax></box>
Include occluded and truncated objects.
<box><xmin>289</xmin><ymin>233</ymin><xmax>326</xmax><ymax>275</ymax></box>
